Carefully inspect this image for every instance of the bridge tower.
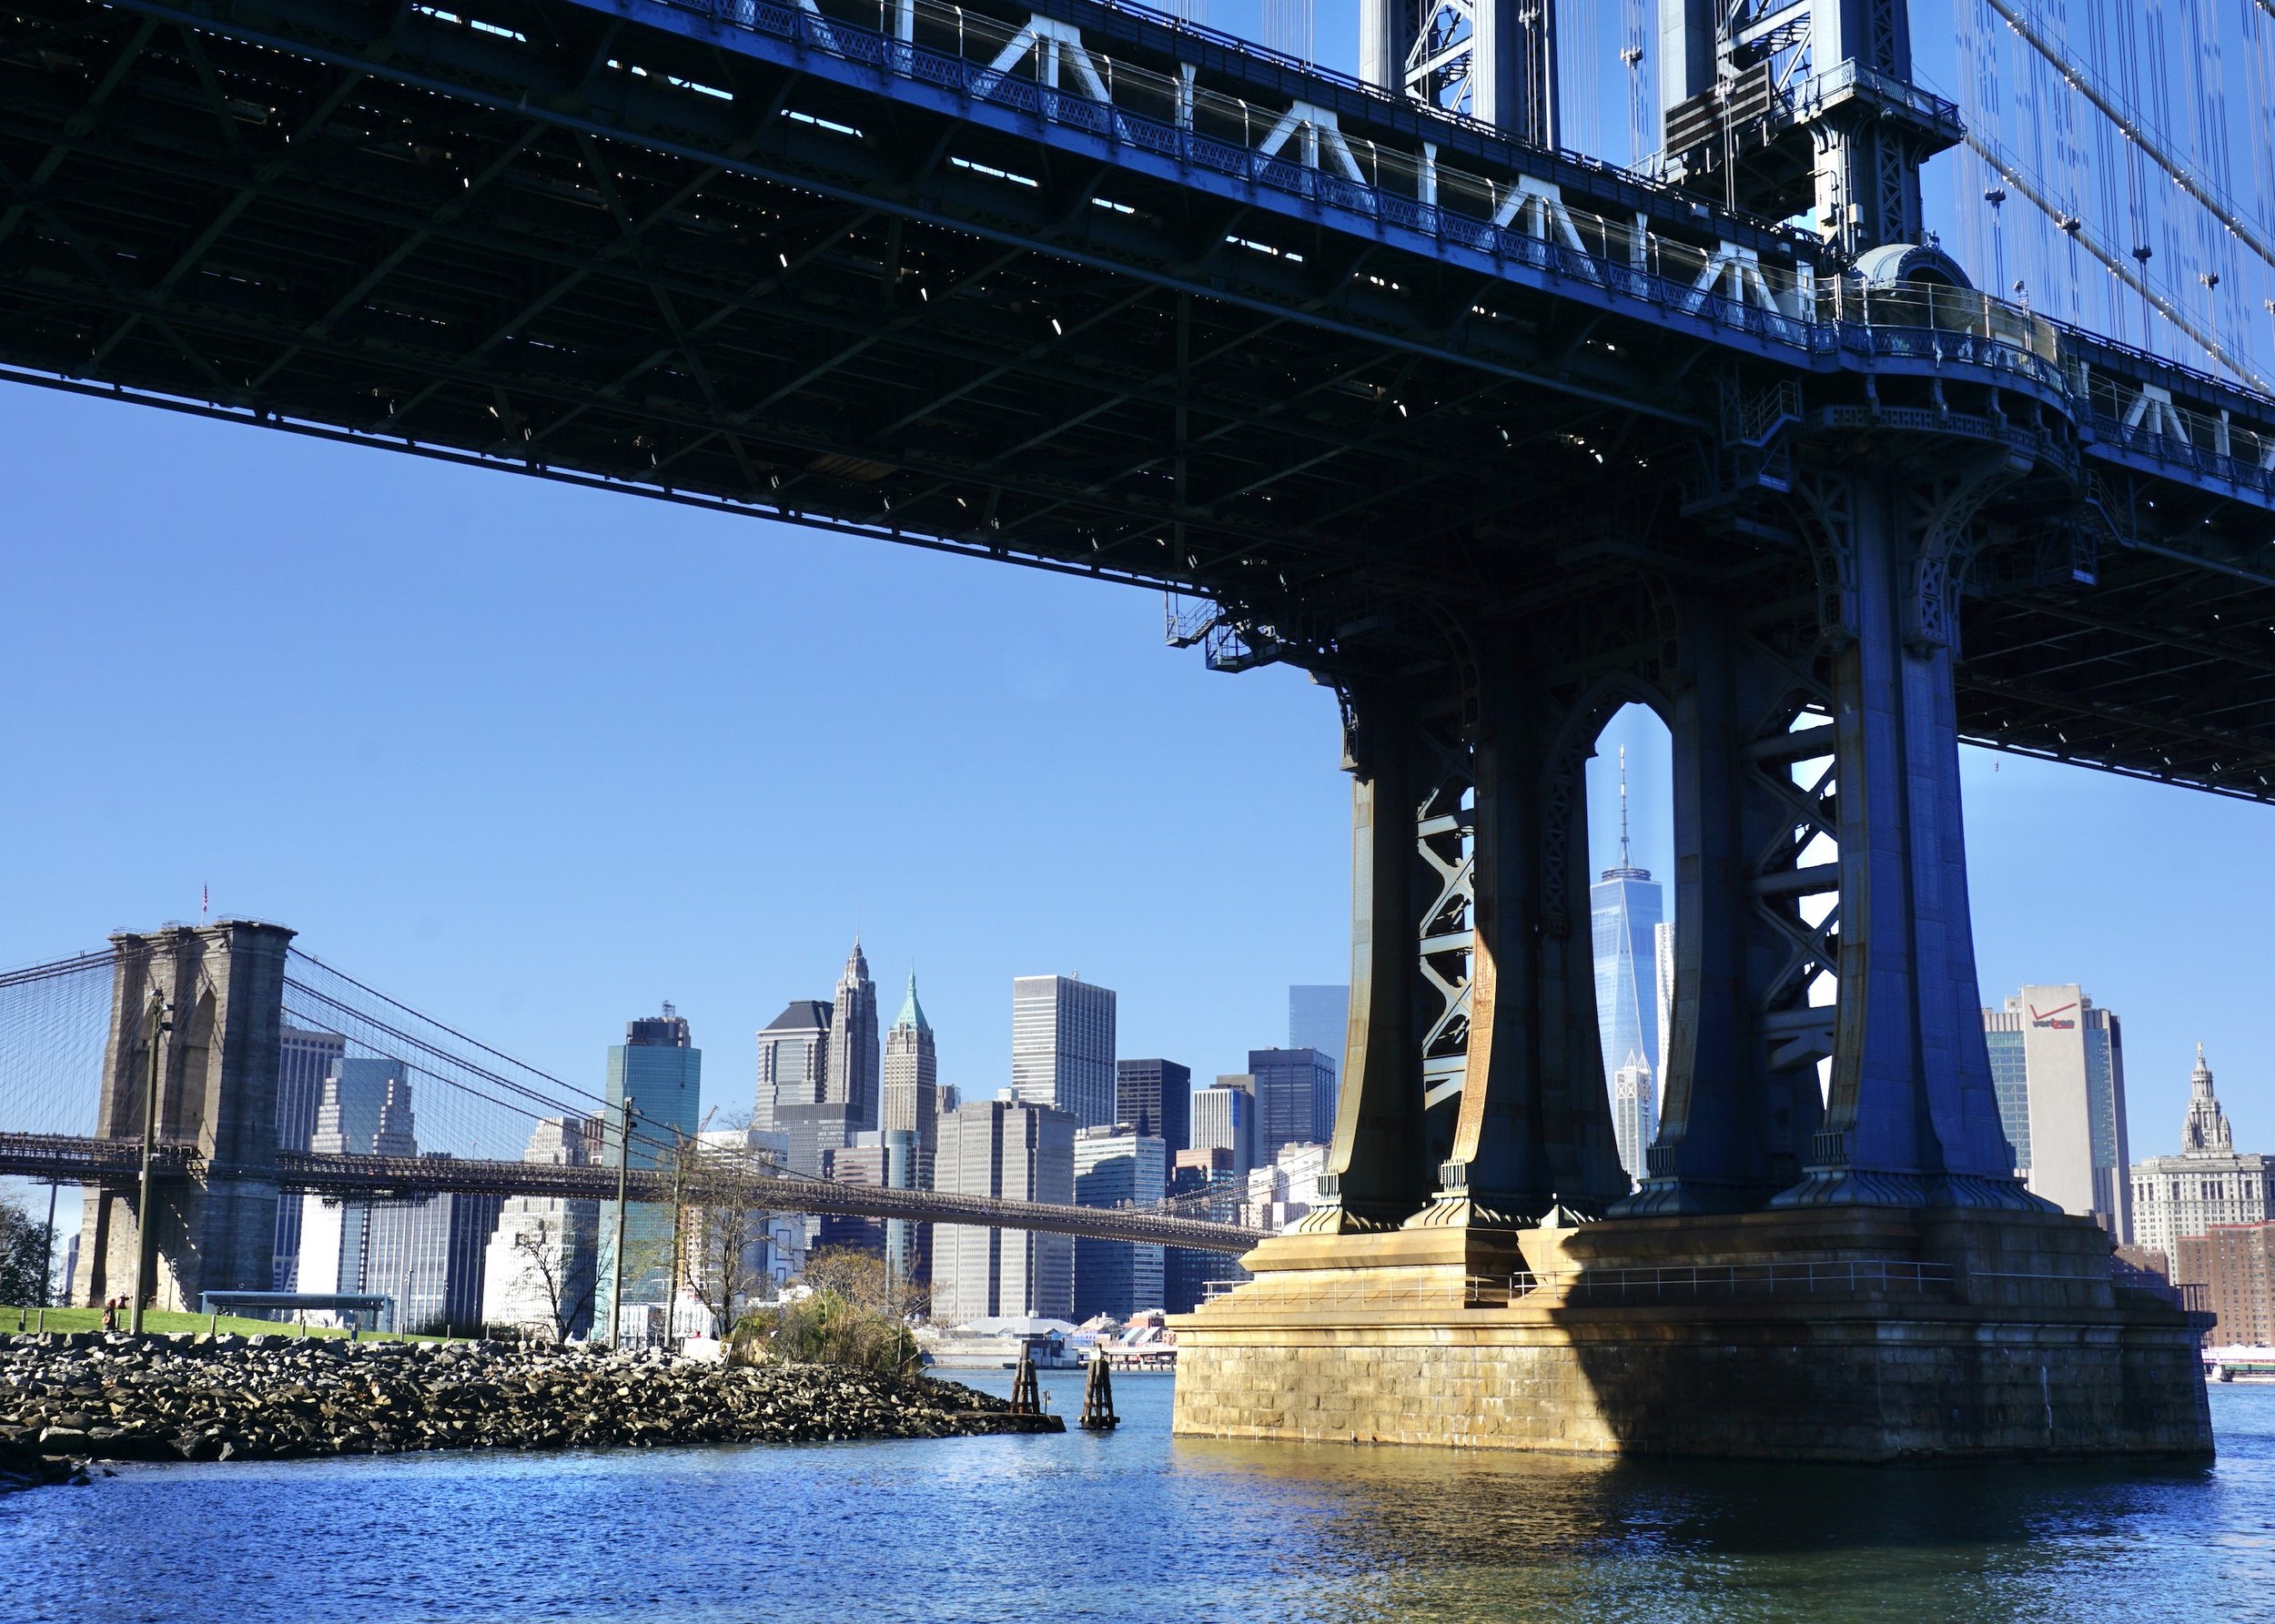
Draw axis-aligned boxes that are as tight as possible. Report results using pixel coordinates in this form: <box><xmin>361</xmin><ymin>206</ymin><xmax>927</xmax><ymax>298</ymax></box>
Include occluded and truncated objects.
<box><xmin>1363</xmin><ymin>0</ymin><xmax>1558</xmax><ymax>146</ymax></box>
<box><xmin>1655</xmin><ymin>0</ymin><xmax>1960</xmax><ymax>251</ymax></box>
<box><xmin>1176</xmin><ymin>0</ymin><xmax>2205</xmax><ymax>1459</ymax></box>
<box><xmin>74</xmin><ymin>921</ymin><xmax>294</xmax><ymax>1311</ymax></box>
<box><xmin>1370</xmin><ymin>0</ymin><xmax>1962</xmax><ymax>253</ymax></box>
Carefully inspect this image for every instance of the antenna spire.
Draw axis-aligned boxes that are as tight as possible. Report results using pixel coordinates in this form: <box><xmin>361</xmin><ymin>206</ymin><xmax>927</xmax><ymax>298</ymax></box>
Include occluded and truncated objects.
<box><xmin>1619</xmin><ymin>745</ymin><xmax>1631</xmax><ymax>869</ymax></box>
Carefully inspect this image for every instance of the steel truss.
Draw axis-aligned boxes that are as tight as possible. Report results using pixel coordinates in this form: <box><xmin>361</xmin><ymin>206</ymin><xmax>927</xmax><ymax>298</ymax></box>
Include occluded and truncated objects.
<box><xmin>0</xmin><ymin>1134</ymin><xmax>1267</xmax><ymax>1252</ymax></box>
<box><xmin>0</xmin><ymin>0</ymin><xmax>2271</xmax><ymax>800</ymax></box>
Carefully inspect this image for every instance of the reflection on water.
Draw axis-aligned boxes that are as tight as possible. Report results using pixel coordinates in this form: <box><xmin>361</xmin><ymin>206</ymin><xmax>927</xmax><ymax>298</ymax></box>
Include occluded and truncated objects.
<box><xmin>1</xmin><ymin>1373</ymin><xmax>2269</xmax><ymax>1623</ymax></box>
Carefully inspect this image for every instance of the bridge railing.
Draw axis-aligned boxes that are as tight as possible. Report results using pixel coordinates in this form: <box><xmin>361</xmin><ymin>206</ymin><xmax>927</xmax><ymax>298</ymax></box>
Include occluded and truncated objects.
<box><xmin>676</xmin><ymin>0</ymin><xmax>1845</xmax><ymax>328</ymax></box>
<box><xmin>1190</xmin><ymin>1259</ymin><xmax>1961</xmax><ymax>1309</ymax></box>
<box><xmin>2078</xmin><ymin>371</ymin><xmax>2275</xmax><ymax>490</ymax></box>
<box><xmin>655</xmin><ymin>0</ymin><xmax>2209</xmax><ymax>407</ymax></box>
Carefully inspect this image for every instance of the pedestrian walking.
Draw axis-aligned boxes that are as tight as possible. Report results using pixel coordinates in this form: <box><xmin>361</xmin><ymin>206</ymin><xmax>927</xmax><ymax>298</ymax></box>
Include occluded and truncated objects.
<box><xmin>100</xmin><ymin>1296</ymin><xmax>117</xmax><ymax>1333</ymax></box>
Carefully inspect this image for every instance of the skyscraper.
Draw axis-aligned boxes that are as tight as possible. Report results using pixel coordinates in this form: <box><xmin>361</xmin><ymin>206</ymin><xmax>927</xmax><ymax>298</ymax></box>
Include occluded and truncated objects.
<box><xmin>308</xmin><ymin>1057</ymin><xmax>419</xmax><ymax>1156</ymax></box>
<box><xmin>2131</xmin><ymin>1046</ymin><xmax>2274</xmax><ymax>1263</ymax></box>
<box><xmin>1115</xmin><ymin>1058</ymin><xmax>1191</xmax><ymax>1155</ymax></box>
<box><xmin>1248</xmin><ymin>1047</ymin><xmax>1336</xmax><ymax>1165</ymax></box>
<box><xmin>295</xmin><ymin>1056</ymin><xmax>419</xmax><ymax>1301</ymax></box>
<box><xmin>272</xmin><ymin>1024</ymin><xmax>347</xmax><ymax>1290</ymax></box>
<box><xmin>933</xmin><ymin>1097</ymin><xmax>1075</xmax><ymax>1324</ymax></box>
<box><xmin>2176</xmin><ymin>1221</ymin><xmax>2275</xmax><ymax>1347</ymax></box>
<box><xmin>1011</xmin><ymin>974</ymin><xmax>1117</xmax><ymax>1126</ymax></box>
<box><xmin>277</xmin><ymin>1025</ymin><xmax>349</xmax><ymax>1152</ymax></box>
<box><xmin>820</xmin><ymin>1139</ymin><xmax>890</xmax><ymax>1255</ymax></box>
<box><xmin>827</xmin><ymin>939</ymin><xmax>881</xmax><ymax>1133</ymax></box>
<box><xmin>753</xmin><ymin>999</ymin><xmax>831</xmax><ymax>1133</ymax></box>
<box><xmin>1073</xmin><ymin>1125</ymin><xmax>1166</xmax><ymax>1319</ymax></box>
<box><xmin>1982</xmin><ymin>984</ymin><xmax>2130</xmax><ymax>1239</ymax></box>
<box><xmin>365</xmin><ymin>1182</ymin><xmax>504</xmax><ymax>1336</ymax></box>
<box><xmin>1653</xmin><ymin>920</ymin><xmax>1675</xmax><ymax>1086</ymax></box>
<box><xmin>1191</xmin><ymin>1077</ymin><xmax>1255</xmax><ymax>1175</ymax></box>
<box><xmin>1591</xmin><ymin>749</ymin><xmax>1663</xmax><ymax>1185</ymax></box>
<box><xmin>882</xmin><ymin>1126</ymin><xmax>928</xmax><ymax>1287</ymax></box>
<box><xmin>1609</xmin><ymin>1060</ymin><xmax>1657</xmax><ymax>1193</ymax></box>
<box><xmin>881</xmin><ymin>972</ymin><xmax>938</xmax><ymax>1160</ymax></box>
<box><xmin>1287</xmin><ymin>985</ymin><xmax>1350</xmax><ymax>1081</ymax></box>
<box><xmin>596</xmin><ymin>1005</ymin><xmax>703</xmax><ymax>1340</ymax></box>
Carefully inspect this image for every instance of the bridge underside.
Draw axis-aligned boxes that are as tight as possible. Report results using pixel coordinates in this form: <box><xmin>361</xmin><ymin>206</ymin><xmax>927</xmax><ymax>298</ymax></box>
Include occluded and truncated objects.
<box><xmin>3</xmin><ymin>0</ymin><xmax>2275</xmax><ymax>796</ymax></box>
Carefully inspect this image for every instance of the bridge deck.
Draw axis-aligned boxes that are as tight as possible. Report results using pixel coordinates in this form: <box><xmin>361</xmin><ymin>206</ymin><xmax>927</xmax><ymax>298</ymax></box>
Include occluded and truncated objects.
<box><xmin>0</xmin><ymin>1134</ymin><xmax>1268</xmax><ymax>1253</ymax></box>
<box><xmin>0</xmin><ymin>0</ymin><xmax>2271</xmax><ymax>796</ymax></box>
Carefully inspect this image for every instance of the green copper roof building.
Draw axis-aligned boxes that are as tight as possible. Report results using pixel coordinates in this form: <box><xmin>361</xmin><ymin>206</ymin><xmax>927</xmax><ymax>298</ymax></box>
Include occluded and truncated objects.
<box><xmin>882</xmin><ymin>971</ymin><xmax>938</xmax><ymax>1159</ymax></box>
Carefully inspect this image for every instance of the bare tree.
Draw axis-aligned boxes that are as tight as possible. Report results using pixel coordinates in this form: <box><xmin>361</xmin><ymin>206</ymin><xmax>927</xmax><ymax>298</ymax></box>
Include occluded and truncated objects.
<box><xmin>684</xmin><ymin>1188</ymin><xmax>778</xmax><ymax>1337</ymax></box>
<box><xmin>800</xmin><ymin>1246</ymin><xmax>928</xmax><ymax>1325</ymax></box>
<box><xmin>507</xmin><ymin>1216</ymin><xmax>596</xmax><ymax>1344</ymax></box>
<box><xmin>672</xmin><ymin>1111</ymin><xmax>791</xmax><ymax>1337</ymax></box>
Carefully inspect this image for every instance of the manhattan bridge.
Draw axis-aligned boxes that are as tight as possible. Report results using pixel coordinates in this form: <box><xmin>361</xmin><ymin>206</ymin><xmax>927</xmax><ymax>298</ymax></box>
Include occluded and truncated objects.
<box><xmin>1</xmin><ymin>0</ymin><xmax>2270</xmax><ymax>1456</ymax></box>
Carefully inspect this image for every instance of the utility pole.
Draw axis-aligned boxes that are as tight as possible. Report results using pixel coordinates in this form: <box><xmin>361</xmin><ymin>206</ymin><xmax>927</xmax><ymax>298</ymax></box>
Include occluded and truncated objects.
<box><xmin>664</xmin><ymin>1130</ymin><xmax>689</xmax><ymax>1351</ymax></box>
<box><xmin>608</xmin><ymin>1094</ymin><xmax>634</xmax><ymax>1349</ymax></box>
<box><xmin>131</xmin><ymin>994</ymin><xmax>172</xmax><ymax>1336</ymax></box>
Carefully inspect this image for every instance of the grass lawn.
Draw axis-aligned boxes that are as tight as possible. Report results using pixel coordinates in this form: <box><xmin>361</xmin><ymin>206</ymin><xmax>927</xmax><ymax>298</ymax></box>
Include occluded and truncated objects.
<box><xmin>1</xmin><ymin>1306</ymin><xmax>464</xmax><ymax>1341</ymax></box>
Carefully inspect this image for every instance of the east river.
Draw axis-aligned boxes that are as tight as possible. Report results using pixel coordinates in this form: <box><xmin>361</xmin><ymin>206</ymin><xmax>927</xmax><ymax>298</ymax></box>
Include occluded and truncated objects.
<box><xmin>4</xmin><ymin>1371</ymin><xmax>2271</xmax><ymax>1622</ymax></box>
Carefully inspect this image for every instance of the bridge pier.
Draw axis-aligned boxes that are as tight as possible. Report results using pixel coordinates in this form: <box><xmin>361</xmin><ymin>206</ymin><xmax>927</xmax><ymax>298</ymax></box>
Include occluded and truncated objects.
<box><xmin>1177</xmin><ymin>437</ymin><xmax>2211</xmax><ymax>1459</ymax></box>
<box><xmin>1171</xmin><ymin>1204</ymin><xmax>2209</xmax><ymax>1458</ymax></box>
<box><xmin>73</xmin><ymin>922</ymin><xmax>292</xmax><ymax>1312</ymax></box>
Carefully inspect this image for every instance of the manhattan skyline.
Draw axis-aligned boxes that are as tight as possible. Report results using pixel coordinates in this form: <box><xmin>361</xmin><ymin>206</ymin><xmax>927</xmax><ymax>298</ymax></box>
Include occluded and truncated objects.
<box><xmin>0</xmin><ymin>386</ymin><xmax>2268</xmax><ymax>1172</ymax></box>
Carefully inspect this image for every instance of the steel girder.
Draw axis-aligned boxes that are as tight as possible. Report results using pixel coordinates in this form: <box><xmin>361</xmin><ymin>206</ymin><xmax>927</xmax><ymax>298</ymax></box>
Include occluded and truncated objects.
<box><xmin>0</xmin><ymin>0</ymin><xmax>2273</xmax><ymax>793</ymax></box>
<box><xmin>0</xmin><ymin>0</ymin><xmax>1718</xmax><ymax>642</ymax></box>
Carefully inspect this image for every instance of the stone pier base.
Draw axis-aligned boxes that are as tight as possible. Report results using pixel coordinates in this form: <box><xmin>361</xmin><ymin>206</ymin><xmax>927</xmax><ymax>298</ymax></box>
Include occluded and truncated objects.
<box><xmin>1170</xmin><ymin>1207</ymin><xmax>2212</xmax><ymax>1461</ymax></box>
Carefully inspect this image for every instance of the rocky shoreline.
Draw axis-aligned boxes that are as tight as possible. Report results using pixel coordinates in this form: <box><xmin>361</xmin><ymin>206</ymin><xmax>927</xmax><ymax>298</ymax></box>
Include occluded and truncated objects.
<box><xmin>0</xmin><ymin>1331</ymin><xmax>1059</xmax><ymax>1487</ymax></box>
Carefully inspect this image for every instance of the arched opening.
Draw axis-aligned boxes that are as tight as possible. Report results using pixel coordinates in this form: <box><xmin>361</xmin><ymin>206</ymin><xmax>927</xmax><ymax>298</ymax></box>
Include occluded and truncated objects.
<box><xmin>170</xmin><ymin>987</ymin><xmax>217</xmax><ymax>1145</ymax></box>
<box><xmin>1583</xmin><ymin>702</ymin><xmax>1673</xmax><ymax>1191</ymax></box>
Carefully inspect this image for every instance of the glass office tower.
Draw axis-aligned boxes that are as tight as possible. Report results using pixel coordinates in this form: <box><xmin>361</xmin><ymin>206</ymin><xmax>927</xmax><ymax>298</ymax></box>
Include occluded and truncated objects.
<box><xmin>595</xmin><ymin>1005</ymin><xmax>703</xmax><ymax>1341</ymax></box>
<box><xmin>1590</xmin><ymin>751</ymin><xmax>1663</xmax><ymax>1185</ymax></box>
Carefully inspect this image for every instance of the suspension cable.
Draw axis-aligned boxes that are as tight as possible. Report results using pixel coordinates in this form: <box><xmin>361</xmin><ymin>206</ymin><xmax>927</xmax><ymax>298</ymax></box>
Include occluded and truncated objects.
<box><xmin>1983</xmin><ymin>0</ymin><xmax>2275</xmax><ymax>276</ymax></box>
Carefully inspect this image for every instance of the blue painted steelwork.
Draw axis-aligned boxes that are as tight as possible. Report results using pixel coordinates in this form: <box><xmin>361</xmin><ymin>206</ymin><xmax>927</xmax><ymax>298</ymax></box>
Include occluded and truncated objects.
<box><xmin>574</xmin><ymin>0</ymin><xmax>2275</xmax><ymax>505</ymax></box>
<box><xmin>2</xmin><ymin>0</ymin><xmax>2273</xmax><ymax>1232</ymax></box>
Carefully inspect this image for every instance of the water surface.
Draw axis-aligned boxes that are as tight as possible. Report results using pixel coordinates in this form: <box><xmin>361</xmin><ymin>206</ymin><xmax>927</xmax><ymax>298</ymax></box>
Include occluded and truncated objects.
<box><xmin>5</xmin><ymin>1373</ymin><xmax>2269</xmax><ymax>1622</ymax></box>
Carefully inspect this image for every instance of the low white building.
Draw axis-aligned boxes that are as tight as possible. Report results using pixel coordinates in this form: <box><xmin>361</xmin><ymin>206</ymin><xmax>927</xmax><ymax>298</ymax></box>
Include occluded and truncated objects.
<box><xmin>1244</xmin><ymin>1140</ymin><xmax>1328</xmax><ymax>1231</ymax></box>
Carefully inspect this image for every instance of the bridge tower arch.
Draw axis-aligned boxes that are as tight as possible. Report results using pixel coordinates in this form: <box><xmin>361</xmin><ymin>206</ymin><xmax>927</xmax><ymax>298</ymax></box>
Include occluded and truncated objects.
<box><xmin>75</xmin><ymin>921</ymin><xmax>293</xmax><ymax>1310</ymax></box>
<box><xmin>1314</xmin><ymin>600</ymin><xmax>1696</xmax><ymax>1241</ymax></box>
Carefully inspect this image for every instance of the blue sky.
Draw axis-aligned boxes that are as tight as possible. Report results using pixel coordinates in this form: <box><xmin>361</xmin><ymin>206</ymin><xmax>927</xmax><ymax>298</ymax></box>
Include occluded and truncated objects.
<box><xmin>4</xmin><ymin>0</ymin><xmax>2270</xmax><ymax>1219</ymax></box>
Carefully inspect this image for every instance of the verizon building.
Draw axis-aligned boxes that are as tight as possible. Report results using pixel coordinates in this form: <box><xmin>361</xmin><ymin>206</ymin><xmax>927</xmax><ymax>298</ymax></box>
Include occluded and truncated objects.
<box><xmin>1983</xmin><ymin>984</ymin><xmax>2131</xmax><ymax>1240</ymax></box>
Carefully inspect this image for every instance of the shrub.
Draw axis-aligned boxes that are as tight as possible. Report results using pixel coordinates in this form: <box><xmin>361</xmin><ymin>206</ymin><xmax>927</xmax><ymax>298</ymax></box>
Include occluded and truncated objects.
<box><xmin>731</xmin><ymin>1288</ymin><xmax>918</xmax><ymax>1377</ymax></box>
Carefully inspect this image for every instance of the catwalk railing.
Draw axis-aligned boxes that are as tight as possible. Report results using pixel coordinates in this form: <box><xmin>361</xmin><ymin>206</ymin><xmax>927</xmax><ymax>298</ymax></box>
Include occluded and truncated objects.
<box><xmin>0</xmin><ymin>1133</ymin><xmax>1271</xmax><ymax>1254</ymax></box>
<box><xmin>594</xmin><ymin>0</ymin><xmax>2275</xmax><ymax>463</ymax></box>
